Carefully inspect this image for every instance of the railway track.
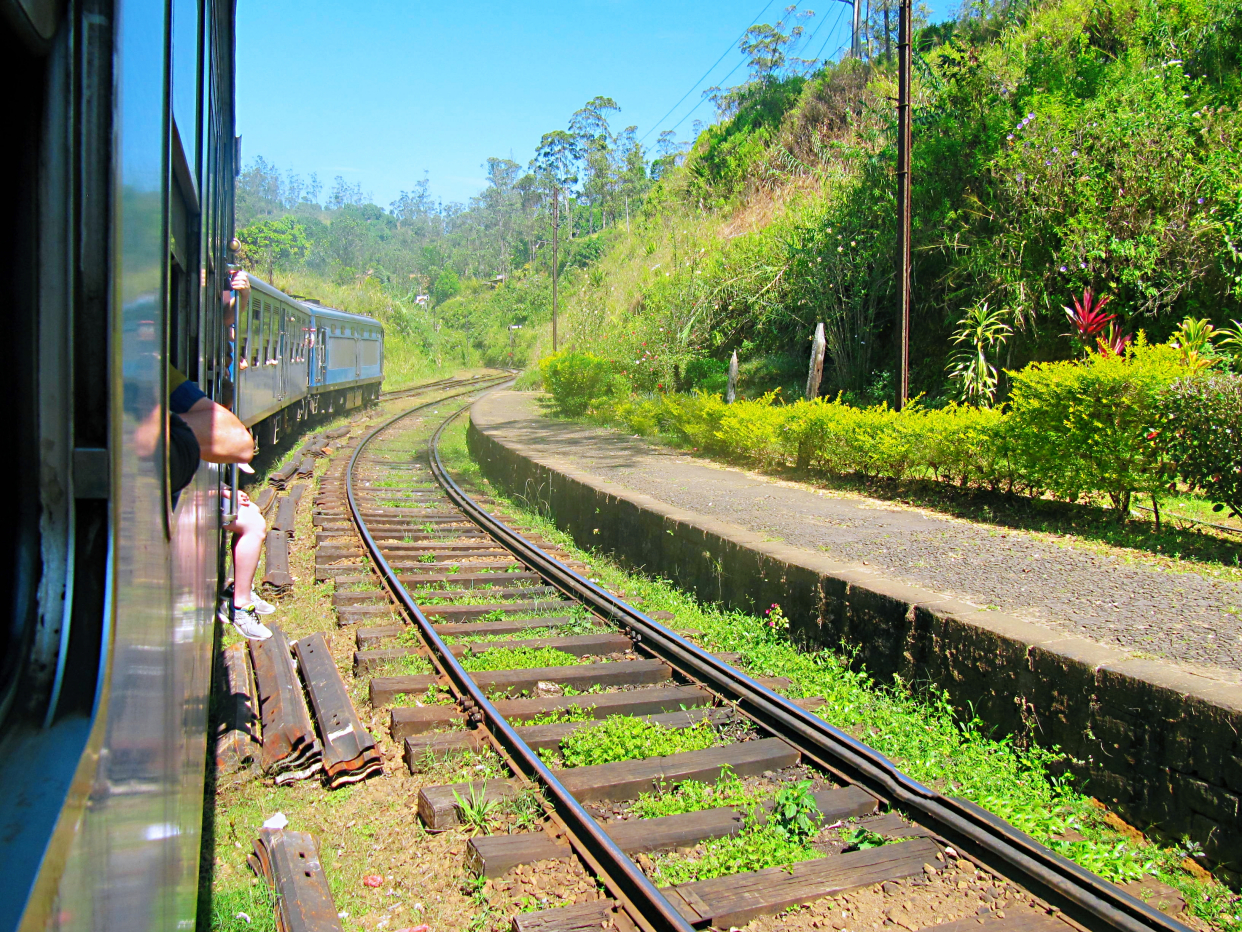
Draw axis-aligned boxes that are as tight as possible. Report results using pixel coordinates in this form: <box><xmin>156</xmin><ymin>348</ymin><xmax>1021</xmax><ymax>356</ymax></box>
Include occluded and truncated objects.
<box><xmin>312</xmin><ymin>387</ymin><xmax>1194</xmax><ymax>932</ymax></box>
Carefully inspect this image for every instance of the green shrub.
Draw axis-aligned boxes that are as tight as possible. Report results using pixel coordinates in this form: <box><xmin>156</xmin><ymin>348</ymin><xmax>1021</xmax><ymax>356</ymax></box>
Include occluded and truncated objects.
<box><xmin>917</xmin><ymin>404</ymin><xmax>1010</xmax><ymax>489</ymax></box>
<box><xmin>539</xmin><ymin>351</ymin><xmax>628</xmax><ymax>416</ymax></box>
<box><xmin>716</xmin><ymin>393</ymin><xmax>793</xmax><ymax>466</ymax></box>
<box><xmin>1156</xmin><ymin>374</ymin><xmax>1242</xmax><ymax>517</ymax></box>
<box><xmin>539</xmin><ymin>342</ymin><xmax>1214</xmax><ymax>516</ymax></box>
<box><xmin>1006</xmin><ymin>342</ymin><xmax>1185</xmax><ymax>512</ymax></box>
<box><xmin>681</xmin><ymin>357</ymin><xmax>730</xmax><ymax>394</ymax></box>
<box><xmin>514</xmin><ymin>367</ymin><xmax>543</xmax><ymax>391</ymax></box>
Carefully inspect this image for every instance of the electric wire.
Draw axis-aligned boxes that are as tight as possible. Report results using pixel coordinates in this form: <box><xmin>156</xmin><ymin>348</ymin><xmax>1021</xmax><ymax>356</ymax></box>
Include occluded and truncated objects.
<box><xmin>812</xmin><ymin>2</ymin><xmax>851</xmax><ymax>63</ymax></box>
<box><xmin>665</xmin><ymin>2</ymin><xmax>850</xmax><ymax>137</ymax></box>
<box><xmin>638</xmin><ymin>0</ymin><xmax>779</xmax><ymax>144</ymax></box>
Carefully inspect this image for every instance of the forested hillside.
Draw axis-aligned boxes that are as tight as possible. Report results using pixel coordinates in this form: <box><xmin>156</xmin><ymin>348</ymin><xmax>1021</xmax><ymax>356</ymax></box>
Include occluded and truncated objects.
<box><xmin>560</xmin><ymin>0</ymin><xmax>1242</xmax><ymax>403</ymax></box>
<box><xmin>232</xmin><ymin>94</ymin><xmax>678</xmax><ymax>381</ymax></box>
<box><xmin>235</xmin><ymin>0</ymin><xmax>1241</xmax><ymax>401</ymax></box>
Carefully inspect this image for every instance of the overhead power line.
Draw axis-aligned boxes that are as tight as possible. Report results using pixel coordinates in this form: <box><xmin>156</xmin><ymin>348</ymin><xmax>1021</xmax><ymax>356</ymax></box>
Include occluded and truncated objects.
<box><xmin>812</xmin><ymin>3</ymin><xmax>850</xmax><ymax>62</ymax></box>
<box><xmin>639</xmin><ymin>0</ymin><xmax>778</xmax><ymax>144</ymax></box>
<box><xmin>661</xmin><ymin>3</ymin><xmax>854</xmax><ymax>141</ymax></box>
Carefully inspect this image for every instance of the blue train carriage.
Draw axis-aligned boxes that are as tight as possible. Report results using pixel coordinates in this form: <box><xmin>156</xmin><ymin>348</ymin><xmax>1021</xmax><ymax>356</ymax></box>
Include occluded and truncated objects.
<box><xmin>3</xmin><ymin>0</ymin><xmax>241</xmax><ymax>929</ymax></box>
<box><xmin>305</xmin><ymin>301</ymin><xmax>385</xmax><ymax>413</ymax></box>
<box><xmin>234</xmin><ymin>277</ymin><xmax>313</xmax><ymax>448</ymax></box>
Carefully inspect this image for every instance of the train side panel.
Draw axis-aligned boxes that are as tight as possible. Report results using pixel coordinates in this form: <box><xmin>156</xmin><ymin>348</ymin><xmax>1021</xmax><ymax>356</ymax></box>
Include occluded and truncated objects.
<box><xmin>307</xmin><ymin>304</ymin><xmax>384</xmax><ymax>412</ymax></box>
<box><xmin>0</xmin><ymin>1</ymin><xmax>236</xmax><ymax>931</ymax></box>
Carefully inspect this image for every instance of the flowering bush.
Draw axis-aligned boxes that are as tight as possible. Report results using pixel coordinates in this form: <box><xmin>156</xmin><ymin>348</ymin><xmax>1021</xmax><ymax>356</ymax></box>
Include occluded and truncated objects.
<box><xmin>1154</xmin><ymin>375</ymin><xmax>1242</xmax><ymax>518</ymax></box>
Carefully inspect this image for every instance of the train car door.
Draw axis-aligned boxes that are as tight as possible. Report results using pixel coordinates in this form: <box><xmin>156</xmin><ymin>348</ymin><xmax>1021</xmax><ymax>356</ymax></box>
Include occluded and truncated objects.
<box><xmin>355</xmin><ymin>328</ymin><xmax>362</xmax><ymax>380</ymax></box>
<box><xmin>277</xmin><ymin>304</ymin><xmax>288</xmax><ymax>401</ymax></box>
<box><xmin>317</xmin><ymin>326</ymin><xmax>329</xmax><ymax>383</ymax></box>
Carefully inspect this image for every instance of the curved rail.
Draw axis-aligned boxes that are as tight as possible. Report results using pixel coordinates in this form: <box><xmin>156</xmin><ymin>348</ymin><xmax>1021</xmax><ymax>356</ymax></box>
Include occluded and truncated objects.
<box><xmin>336</xmin><ymin>385</ymin><xmax>1195</xmax><ymax>932</ymax></box>
<box><xmin>346</xmin><ymin>389</ymin><xmax>695</xmax><ymax>932</ymax></box>
<box><xmin>425</xmin><ymin>405</ymin><xmax>1193</xmax><ymax>932</ymax></box>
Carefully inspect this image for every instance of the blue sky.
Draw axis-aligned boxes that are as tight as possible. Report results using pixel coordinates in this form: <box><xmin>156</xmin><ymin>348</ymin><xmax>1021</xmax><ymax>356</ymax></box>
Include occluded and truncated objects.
<box><xmin>236</xmin><ymin>0</ymin><xmax>954</xmax><ymax>208</ymax></box>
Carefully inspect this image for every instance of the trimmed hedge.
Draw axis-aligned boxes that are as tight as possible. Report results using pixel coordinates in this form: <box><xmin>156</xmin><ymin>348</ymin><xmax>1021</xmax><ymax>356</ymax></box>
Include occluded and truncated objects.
<box><xmin>539</xmin><ymin>344</ymin><xmax>1237</xmax><ymax>516</ymax></box>
<box><xmin>1155</xmin><ymin>374</ymin><xmax>1242</xmax><ymax>518</ymax></box>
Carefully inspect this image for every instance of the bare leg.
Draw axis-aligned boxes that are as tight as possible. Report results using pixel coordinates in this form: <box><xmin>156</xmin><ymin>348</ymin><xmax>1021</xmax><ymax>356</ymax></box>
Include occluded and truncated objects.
<box><xmin>224</xmin><ymin>499</ymin><xmax>266</xmax><ymax>606</ymax></box>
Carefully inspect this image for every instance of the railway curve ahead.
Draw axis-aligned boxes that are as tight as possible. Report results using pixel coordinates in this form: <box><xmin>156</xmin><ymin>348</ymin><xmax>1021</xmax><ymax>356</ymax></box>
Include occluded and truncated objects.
<box><xmin>325</xmin><ymin>387</ymin><xmax>1193</xmax><ymax>932</ymax></box>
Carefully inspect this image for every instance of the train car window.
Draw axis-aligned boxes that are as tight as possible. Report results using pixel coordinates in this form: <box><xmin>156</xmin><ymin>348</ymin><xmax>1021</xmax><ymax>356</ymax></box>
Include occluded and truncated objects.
<box><xmin>171</xmin><ymin>0</ymin><xmax>200</xmax><ymax>170</ymax></box>
<box><xmin>329</xmin><ymin>332</ymin><xmax>357</xmax><ymax>370</ymax></box>
<box><xmin>361</xmin><ymin>336</ymin><xmax>380</xmax><ymax>368</ymax></box>
<box><xmin>261</xmin><ymin>299</ymin><xmax>273</xmax><ymax>364</ymax></box>
<box><xmin>248</xmin><ymin>294</ymin><xmax>261</xmax><ymax>367</ymax></box>
<box><xmin>166</xmin><ymin>123</ymin><xmax>201</xmax><ymax>518</ymax></box>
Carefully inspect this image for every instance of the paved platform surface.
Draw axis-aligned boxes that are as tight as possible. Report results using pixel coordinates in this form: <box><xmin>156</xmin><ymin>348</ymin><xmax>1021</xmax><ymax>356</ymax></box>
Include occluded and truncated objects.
<box><xmin>474</xmin><ymin>391</ymin><xmax>1242</xmax><ymax>680</ymax></box>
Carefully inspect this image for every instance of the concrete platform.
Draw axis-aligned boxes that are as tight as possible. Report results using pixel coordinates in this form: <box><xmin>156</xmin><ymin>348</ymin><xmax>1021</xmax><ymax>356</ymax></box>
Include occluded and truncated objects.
<box><xmin>469</xmin><ymin>390</ymin><xmax>1242</xmax><ymax>875</ymax></box>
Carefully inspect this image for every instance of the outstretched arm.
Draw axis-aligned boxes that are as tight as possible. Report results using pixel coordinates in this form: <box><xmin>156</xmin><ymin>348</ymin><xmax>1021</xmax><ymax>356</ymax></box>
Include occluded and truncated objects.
<box><xmin>179</xmin><ymin>396</ymin><xmax>254</xmax><ymax>464</ymax></box>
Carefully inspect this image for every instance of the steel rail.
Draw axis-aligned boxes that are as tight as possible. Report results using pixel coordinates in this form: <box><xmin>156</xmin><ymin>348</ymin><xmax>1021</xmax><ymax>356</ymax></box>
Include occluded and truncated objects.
<box><xmin>347</xmin><ymin>391</ymin><xmax>696</xmax><ymax>932</ymax></box>
<box><xmin>429</xmin><ymin>406</ymin><xmax>1195</xmax><ymax>932</ymax></box>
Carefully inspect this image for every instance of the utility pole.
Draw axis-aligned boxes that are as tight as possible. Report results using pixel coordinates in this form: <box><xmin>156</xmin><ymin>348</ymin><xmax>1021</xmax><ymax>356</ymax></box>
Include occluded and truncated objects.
<box><xmin>552</xmin><ymin>186</ymin><xmax>559</xmax><ymax>352</ymax></box>
<box><xmin>884</xmin><ymin>1</ymin><xmax>891</xmax><ymax>63</ymax></box>
<box><xmin>895</xmin><ymin>0</ymin><xmax>912</xmax><ymax>409</ymax></box>
<box><xmin>833</xmin><ymin>0</ymin><xmax>861</xmax><ymax>58</ymax></box>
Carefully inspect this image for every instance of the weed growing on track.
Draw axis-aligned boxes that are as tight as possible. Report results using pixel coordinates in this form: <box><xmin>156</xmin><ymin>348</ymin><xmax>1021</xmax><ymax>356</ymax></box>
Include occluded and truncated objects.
<box><xmin>458</xmin><ymin>646</ymin><xmax>580</xmax><ymax>671</ymax></box>
<box><xmin>630</xmin><ymin>770</ymin><xmax>763</xmax><ymax>819</ymax></box>
<box><xmin>454</xmin><ymin>784</ymin><xmax>502</xmax><ymax>834</ymax></box>
<box><xmin>430</xmin><ymin>416</ymin><xmax>1242</xmax><ymax>932</ymax></box>
<box><xmin>652</xmin><ymin>824</ymin><xmax>819</xmax><ymax>885</ymax></box>
<box><xmin>370</xmin><ymin>654</ymin><xmax>432</xmax><ymax>677</ymax></box>
<box><xmin>526</xmin><ymin>705</ymin><xmax>596</xmax><ymax>725</ymax></box>
<box><xmin>558</xmin><ymin>716</ymin><xmax>719</xmax><ymax>767</ymax></box>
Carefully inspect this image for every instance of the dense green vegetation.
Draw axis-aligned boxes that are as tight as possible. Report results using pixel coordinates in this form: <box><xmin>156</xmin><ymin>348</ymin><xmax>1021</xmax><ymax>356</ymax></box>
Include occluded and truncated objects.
<box><xmin>233</xmin><ymin>0</ymin><xmax>1241</xmax><ymax>401</ymax></box>
<box><xmin>558</xmin><ymin>0</ymin><xmax>1242</xmax><ymax>402</ymax></box>
<box><xmin>540</xmin><ymin>336</ymin><xmax>1242</xmax><ymax>527</ymax></box>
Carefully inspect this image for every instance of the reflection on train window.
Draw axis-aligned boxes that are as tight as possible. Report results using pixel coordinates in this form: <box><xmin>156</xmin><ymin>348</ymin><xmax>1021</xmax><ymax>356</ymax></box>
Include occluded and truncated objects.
<box><xmin>329</xmin><ymin>333</ymin><xmax>357</xmax><ymax>369</ymax></box>
<box><xmin>249</xmin><ymin>295</ymin><xmax>261</xmax><ymax>367</ymax></box>
<box><xmin>262</xmin><ymin>300</ymin><xmax>273</xmax><ymax>364</ymax></box>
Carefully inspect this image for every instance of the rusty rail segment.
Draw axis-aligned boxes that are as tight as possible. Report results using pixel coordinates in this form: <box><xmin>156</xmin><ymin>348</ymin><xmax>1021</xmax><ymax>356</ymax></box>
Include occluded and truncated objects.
<box><xmin>430</xmin><ymin>407</ymin><xmax>1195</xmax><ymax>932</ymax></box>
<box><xmin>261</xmin><ymin>529</ymin><xmax>294</xmax><ymax>592</ymax></box>
<box><xmin>268</xmin><ymin>459</ymin><xmax>300</xmax><ymax>489</ymax></box>
<box><xmin>249</xmin><ymin>625</ymin><xmax>322</xmax><ymax>784</ymax></box>
<box><xmin>292</xmin><ymin>632</ymin><xmax>383</xmax><ymax>788</ymax></box>
<box><xmin>248</xmin><ymin>828</ymin><xmax>344</xmax><ymax>932</ymax></box>
<box><xmin>215</xmin><ymin>643</ymin><xmax>260</xmax><ymax>773</ymax></box>
<box><xmin>272</xmin><ymin>494</ymin><xmax>298</xmax><ymax>539</ymax></box>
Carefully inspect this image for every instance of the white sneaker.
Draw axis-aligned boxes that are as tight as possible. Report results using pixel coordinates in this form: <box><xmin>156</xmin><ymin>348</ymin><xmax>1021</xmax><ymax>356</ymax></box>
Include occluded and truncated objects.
<box><xmin>218</xmin><ymin>603</ymin><xmax>272</xmax><ymax>640</ymax></box>
<box><xmin>248</xmin><ymin>594</ymin><xmax>277</xmax><ymax>615</ymax></box>
<box><xmin>222</xmin><ymin>584</ymin><xmax>275</xmax><ymax>615</ymax></box>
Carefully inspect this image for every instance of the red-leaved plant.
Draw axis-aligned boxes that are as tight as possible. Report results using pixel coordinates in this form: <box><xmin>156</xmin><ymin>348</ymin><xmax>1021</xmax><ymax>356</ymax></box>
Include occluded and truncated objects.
<box><xmin>1096</xmin><ymin>320</ymin><xmax>1133</xmax><ymax>357</ymax></box>
<box><xmin>1064</xmin><ymin>287</ymin><xmax>1116</xmax><ymax>352</ymax></box>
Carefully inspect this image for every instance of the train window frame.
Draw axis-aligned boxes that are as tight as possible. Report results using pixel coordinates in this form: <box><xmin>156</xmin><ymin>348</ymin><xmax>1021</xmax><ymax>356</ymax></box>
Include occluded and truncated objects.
<box><xmin>164</xmin><ymin>122</ymin><xmax>202</xmax><ymax>526</ymax></box>
<box><xmin>248</xmin><ymin>293</ymin><xmax>260</xmax><ymax>368</ymax></box>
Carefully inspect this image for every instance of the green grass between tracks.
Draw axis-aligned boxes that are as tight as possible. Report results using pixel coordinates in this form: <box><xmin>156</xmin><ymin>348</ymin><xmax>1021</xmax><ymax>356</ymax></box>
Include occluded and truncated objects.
<box><xmin>432</xmin><ymin>416</ymin><xmax>1242</xmax><ymax>932</ymax></box>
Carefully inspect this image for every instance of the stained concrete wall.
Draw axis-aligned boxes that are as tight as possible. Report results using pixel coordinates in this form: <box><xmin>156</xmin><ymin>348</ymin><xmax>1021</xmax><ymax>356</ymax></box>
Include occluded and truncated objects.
<box><xmin>468</xmin><ymin>411</ymin><xmax>1242</xmax><ymax>880</ymax></box>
